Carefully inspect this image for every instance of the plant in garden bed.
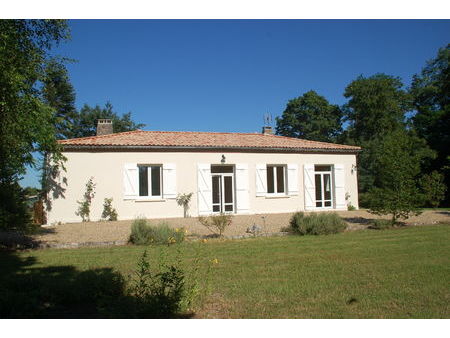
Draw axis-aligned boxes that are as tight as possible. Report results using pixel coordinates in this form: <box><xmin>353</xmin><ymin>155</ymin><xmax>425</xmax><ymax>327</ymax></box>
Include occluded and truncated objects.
<box><xmin>198</xmin><ymin>213</ymin><xmax>233</xmax><ymax>237</ymax></box>
<box><xmin>176</xmin><ymin>192</ymin><xmax>193</xmax><ymax>218</ymax></box>
<box><xmin>129</xmin><ymin>218</ymin><xmax>185</xmax><ymax>245</ymax></box>
<box><xmin>101</xmin><ymin>197</ymin><xmax>118</xmax><ymax>221</ymax></box>
<box><xmin>75</xmin><ymin>177</ymin><xmax>96</xmax><ymax>222</ymax></box>
<box><xmin>289</xmin><ymin>212</ymin><xmax>347</xmax><ymax>235</ymax></box>
<box><xmin>369</xmin><ymin>219</ymin><xmax>394</xmax><ymax>230</ymax></box>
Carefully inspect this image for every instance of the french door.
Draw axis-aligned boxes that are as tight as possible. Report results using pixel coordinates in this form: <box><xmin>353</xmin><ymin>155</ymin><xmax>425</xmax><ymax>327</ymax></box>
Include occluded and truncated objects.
<box><xmin>212</xmin><ymin>173</ymin><xmax>234</xmax><ymax>213</ymax></box>
<box><xmin>315</xmin><ymin>171</ymin><xmax>333</xmax><ymax>208</ymax></box>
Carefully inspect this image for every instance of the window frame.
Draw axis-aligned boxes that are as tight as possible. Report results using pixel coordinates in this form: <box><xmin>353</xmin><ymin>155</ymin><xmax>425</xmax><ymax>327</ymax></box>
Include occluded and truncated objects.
<box><xmin>314</xmin><ymin>164</ymin><xmax>333</xmax><ymax>209</ymax></box>
<box><xmin>137</xmin><ymin>164</ymin><xmax>163</xmax><ymax>199</ymax></box>
<box><xmin>266</xmin><ymin>164</ymin><xmax>287</xmax><ymax>196</ymax></box>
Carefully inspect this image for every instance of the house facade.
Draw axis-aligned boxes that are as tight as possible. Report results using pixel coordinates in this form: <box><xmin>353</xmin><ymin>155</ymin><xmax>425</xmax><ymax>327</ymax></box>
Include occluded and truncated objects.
<box><xmin>45</xmin><ymin>122</ymin><xmax>360</xmax><ymax>225</ymax></box>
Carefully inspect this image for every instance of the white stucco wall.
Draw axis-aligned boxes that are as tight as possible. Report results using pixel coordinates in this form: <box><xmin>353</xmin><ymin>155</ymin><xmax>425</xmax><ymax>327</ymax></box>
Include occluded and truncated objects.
<box><xmin>45</xmin><ymin>150</ymin><xmax>359</xmax><ymax>225</ymax></box>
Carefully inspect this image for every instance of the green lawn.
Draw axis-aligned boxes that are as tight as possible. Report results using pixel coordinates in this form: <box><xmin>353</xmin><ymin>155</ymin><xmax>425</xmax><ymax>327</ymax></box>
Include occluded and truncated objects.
<box><xmin>1</xmin><ymin>225</ymin><xmax>449</xmax><ymax>318</ymax></box>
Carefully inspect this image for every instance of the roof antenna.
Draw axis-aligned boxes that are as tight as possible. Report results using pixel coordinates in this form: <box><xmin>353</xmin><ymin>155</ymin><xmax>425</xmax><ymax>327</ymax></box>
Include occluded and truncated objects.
<box><xmin>263</xmin><ymin>112</ymin><xmax>272</xmax><ymax>127</ymax></box>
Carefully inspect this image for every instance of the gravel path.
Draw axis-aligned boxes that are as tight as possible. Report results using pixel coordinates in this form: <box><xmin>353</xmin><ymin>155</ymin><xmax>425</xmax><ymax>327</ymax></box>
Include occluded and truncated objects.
<box><xmin>34</xmin><ymin>210</ymin><xmax>450</xmax><ymax>246</ymax></box>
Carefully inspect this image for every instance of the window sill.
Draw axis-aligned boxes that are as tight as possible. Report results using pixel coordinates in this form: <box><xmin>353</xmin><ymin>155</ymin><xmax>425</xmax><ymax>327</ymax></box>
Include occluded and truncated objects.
<box><xmin>265</xmin><ymin>195</ymin><xmax>290</xmax><ymax>199</ymax></box>
<box><xmin>134</xmin><ymin>198</ymin><xmax>166</xmax><ymax>202</ymax></box>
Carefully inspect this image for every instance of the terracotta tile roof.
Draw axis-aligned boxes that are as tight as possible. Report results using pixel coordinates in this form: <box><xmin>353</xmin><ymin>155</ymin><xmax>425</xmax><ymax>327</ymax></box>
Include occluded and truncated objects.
<box><xmin>58</xmin><ymin>130</ymin><xmax>361</xmax><ymax>152</ymax></box>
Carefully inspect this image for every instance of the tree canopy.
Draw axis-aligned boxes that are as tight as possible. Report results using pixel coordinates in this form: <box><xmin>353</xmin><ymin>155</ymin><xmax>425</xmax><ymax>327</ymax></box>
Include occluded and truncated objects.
<box><xmin>0</xmin><ymin>19</ymin><xmax>70</xmax><ymax>230</ymax></box>
<box><xmin>275</xmin><ymin>90</ymin><xmax>342</xmax><ymax>143</ymax></box>
<box><xmin>69</xmin><ymin>102</ymin><xmax>145</xmax><ymax>139</ymax></box>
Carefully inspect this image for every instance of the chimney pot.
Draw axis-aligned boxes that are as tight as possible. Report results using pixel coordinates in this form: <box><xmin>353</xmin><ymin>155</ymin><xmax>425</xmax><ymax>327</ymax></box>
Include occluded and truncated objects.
<box><xmin>97</xmin><ymin>119</ymin><xmax>113</xmax><ymax>136</ymax></box>
<box><xmin>262</xmin><ymin>126</ymin><xmax>273</xmax><ymax>135</ymax></box>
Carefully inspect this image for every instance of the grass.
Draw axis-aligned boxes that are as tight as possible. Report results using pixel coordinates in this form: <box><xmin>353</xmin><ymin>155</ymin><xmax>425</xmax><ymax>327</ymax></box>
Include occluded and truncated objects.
<box><xmin>1</xmin><ymin>225</ymin><xmax>449</xmax><ymax>318</ymax></box>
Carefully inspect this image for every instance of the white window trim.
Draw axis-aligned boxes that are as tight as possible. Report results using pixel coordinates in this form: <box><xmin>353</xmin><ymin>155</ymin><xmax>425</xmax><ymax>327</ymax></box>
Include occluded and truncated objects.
<box><xmin>314</xmin><ymin>165</ymin><xmax>334</xmax><ymax>209</ymax></box>
<box><xmin>137</xmin><ymin>164</ymin><xmax>163</xmax><ymax>200</ymax></box>
<box><xmin>266</xmin><ymin>165</ymin><xmax>287</xmax><ymax>196</ymax></box>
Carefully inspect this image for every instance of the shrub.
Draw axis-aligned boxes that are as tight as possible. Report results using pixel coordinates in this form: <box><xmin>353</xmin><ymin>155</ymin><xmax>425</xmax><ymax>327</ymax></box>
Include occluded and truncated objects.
<box><xmin>369</xmin><ymin>219</ymin><xmax>393</xmax><ymax>230</ymax></box>
<box><xmin>289</xmin><ymin>212</ymin><xmax>347</xmax><ymax>235</ymax></box>
<box><xmin>101</xmin><ymin>198</ymin><xmax>118</xmax><ymax>221</ymax></box>
<box><xmin>198</xmin><ymin>213</ymin><xmax>233</xmax><ymax>237</ymax></box>
<box><xmin>347</xmin><ymin>204</ymin><xmax>356</xmax><ymax>211</ymax></box>
<box><xmin>176</xmin><ymin>192</ymin><xmax>193</xmax><ymax>218</ymax></box>
<box><xmin>129</xmin><ymin>218</ymin><xmax>185</xmax><ymax>245</ymax></box>
<box><xmin>75</xmin><ymin>177</ymin><xmax>96</xmax><ymax>222</ymax></box>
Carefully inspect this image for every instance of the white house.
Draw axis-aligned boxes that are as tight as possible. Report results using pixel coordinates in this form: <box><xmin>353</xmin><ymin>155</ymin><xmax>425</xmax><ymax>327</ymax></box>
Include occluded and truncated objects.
<box><xmin>45</xmin><ymin>120</ymin><xmax>360</xmax><ymax>225</ymax></box>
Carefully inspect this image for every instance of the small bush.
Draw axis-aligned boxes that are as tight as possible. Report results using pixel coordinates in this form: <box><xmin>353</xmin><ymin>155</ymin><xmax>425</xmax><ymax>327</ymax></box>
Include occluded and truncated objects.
<box><xmin>289</xmin><ymin>212</ymin><xmax>347</xmax><ymax>235</ymax></box>
<box><xmin>347</xmin><ymin>204</ymin><xmax>356</xmax><ymax>211</ymax></box>
<box><xmin>75</xmin><ymin>177</ymin><xmax>96</xmax><ymax>222</ymax></box>
<box><xmin>101</xmin><ymin>198</ymin><xmax>118</xmax><ymax>221</ymax></box>
<box><xmin>198</xmin><ymin>213</ymin><xmax>233</xmax><ymax>237</ymax></box>
<box><xmin>369</xmin><ymin>219</ymin><xmax>393</xmax><ymax>230</ymax></box>
<box><xmin>129</xmin><ymin>218</ymin><xmax>185</xmax><ymax>245</ymax></box>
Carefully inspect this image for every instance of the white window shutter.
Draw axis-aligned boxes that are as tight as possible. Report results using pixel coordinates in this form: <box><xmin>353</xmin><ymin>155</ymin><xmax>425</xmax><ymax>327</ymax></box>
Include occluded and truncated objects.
<box><xmin>162</xmin><ymin>163</ymin><xmax>177</xmax><ymax>199</ymax></box>
<box><xmin>256</xmin><ymin>163</ymin><xmax>267</xmax><ymax>196</ymax></box>
<box><xmin>235</xmin><ymin>163</ymin><xmax>250</xmax><ymax>214</ymax></box>
<box><xmin>303</xmin><ymin>164</ymin><xmax>315</xmax><ymax>210</ymax></box>
<box><xmin>334</xmin><ymin>164</ymin><xmax>346</xmax><ymax>209</ymax></box>
<box><xmin>123</xmin><ymin>163</ymin><xmax>138</xmax><ymax>200</ymax></box>
<box><xmin>287</xmin><ymin>164</ymin><xmax>299</xmax><ymax>196</ymax></box>
<box><xmin>197</xmin><ymin>164</ymin><xmax>212</xmax><ymax>215</ymax></box>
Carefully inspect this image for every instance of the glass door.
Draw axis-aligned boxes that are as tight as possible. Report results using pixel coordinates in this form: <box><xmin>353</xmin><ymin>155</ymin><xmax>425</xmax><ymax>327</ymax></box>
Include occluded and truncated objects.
<box><xmin>315</xmin><ymin>171</ymin><xmax>333</xmax><ymax>208</ymax></box>
<box><xmin>211</xmin><ymin>166</ymin><xmax>235</xmax><ymax>213</ymax></box>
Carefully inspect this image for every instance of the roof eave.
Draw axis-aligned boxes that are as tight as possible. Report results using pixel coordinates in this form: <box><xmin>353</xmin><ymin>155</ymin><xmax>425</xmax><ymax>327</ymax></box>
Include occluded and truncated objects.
<box><xmin>59</xmin><ymin>144</ymin><xmax>362</xmax><ymax>153</ymax></box>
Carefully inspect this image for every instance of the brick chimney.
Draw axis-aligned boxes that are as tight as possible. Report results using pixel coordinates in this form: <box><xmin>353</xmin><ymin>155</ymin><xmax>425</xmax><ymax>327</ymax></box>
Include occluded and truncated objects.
<box><xmin>97</xmin><ymin>119</ymin><xmax>113</xmax><ymax>136</ymax></box>
<box><xmin>262</xmin><ymin>126</ymin><xmax>273</xmax><ymax>135</ymax></box>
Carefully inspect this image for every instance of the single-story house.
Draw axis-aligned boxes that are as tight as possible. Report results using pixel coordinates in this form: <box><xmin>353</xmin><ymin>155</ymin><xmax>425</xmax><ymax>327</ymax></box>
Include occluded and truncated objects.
<box><xmin>45</xmin><ymin>120</ymin><xmax>360</xmax><ymax>225</ymax></box>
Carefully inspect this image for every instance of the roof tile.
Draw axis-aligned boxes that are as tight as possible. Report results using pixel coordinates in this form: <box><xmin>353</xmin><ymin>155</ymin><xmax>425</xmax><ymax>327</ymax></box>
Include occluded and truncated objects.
<box><xmin>58</xmin><ymin>130</ymin><xmax>361</xmax><ymax>151</ymax></box>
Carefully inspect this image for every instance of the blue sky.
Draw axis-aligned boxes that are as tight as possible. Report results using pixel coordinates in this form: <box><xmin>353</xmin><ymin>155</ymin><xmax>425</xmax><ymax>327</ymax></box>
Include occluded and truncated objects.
<box><xmin>21</xmin><ymin>19</ymin><xmax>450</xmax><ymax>187</ymax></box>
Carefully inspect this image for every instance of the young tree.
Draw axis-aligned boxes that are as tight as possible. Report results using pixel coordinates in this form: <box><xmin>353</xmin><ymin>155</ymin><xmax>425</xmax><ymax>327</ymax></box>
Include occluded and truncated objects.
<box><xmin>70</xmin><ymin>102</ymin><xmax>145</xmax><ymax>138</ymax></box>
<box><xmin>366</xmin><ymin>130</ymin><xmax>433</xmax><ymax>224</ymax></box>
<box><xmin>420</xmin><ymin>171</ymin><xmax>447</xmax><ymax>208</ymax></box>
<box><xmin>410</xmin><ymin>44</ymin><xmax>450</xmax><ymax>205</ymax></box>
<box><xmin>276</xmin><ymin>90</ymin><xmax>342</xmax><ymax>142</ymax></box>
<box><xmin>0</xmin><ymin>19</ymin><xmax>69</xmax><ymax>230</ymax></box>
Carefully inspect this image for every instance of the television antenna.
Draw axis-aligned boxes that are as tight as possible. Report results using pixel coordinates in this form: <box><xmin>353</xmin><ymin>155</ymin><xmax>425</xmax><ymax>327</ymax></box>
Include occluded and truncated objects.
<box><xmin>263</xmin><ymin>112</ymin><xmax>272</xmax><ymax>126</ymax></box>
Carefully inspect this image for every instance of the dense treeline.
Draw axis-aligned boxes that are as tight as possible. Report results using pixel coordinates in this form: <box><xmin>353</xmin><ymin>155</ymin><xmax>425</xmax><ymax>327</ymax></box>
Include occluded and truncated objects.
<box><xmin>276</xmin><ymin>44</ymin><xmax>449</xmax><ymax>211</ymax></box>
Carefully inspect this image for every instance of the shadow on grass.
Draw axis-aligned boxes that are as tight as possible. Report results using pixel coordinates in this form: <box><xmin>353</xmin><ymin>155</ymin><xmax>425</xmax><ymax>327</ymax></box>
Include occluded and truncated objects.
<box><xmin>0</xmin><ymin>250</ymin><xmax>193</xmax><ymax>319</ymax></box>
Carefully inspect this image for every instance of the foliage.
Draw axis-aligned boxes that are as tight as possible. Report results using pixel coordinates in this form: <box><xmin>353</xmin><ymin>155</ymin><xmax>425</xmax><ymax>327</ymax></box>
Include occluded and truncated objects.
<box><xmin>129</xmin><ymin>218</ymin><xmax>185</xmax><ymax>245</ymax></box>
<box><xmin>176</xmin><ymin>192</ymin><xmax>193</xmax><ymax>218</ymax></box>
<box><xmin>0</xmin><ymin>183</ymin><xmax>32</xmax><ymax>232</ymax></box>
<box><xmin>69</xmin><ymin>102</ymin><xmax>145</xmax><ymax>138</ymax></box>
<box><xmin>127</xmin><ymin>250</ymin><xmax>186</xmax><ymax>318</ymax></box>
<box><xmin>42</xmin><ymin>58</ymin><xmax>77</xmax><ymax>140</ymax></box>
<box><xmin>420</xmin><ymin>171</ymin><xmax>447</xmax><ymax>208</ymax></box>
<box><xmin>198</xmin><ymin>213</ymin><xmax>233</xmax><ymax>237</ymax></box>
<box><xmin>347</xmin><ymin>204</ymin><xmax>356</xmax><ymax>211</ymax></box>
<box><xmin>289</xmin><ymin>212</ymin><xmax>347</xmax><ymax>235</ymax></box>
<box><xmin>369</xmin><ymin>219</ymin><xmax>393</xmax><ymax>230</ymax></box>
<box><xmin>75</xmin><ymin>177</ymin><xmax>96</xmax><ymax>222</ymax></box>
<box><xmin>365</xmin><ymin>130</ymin><xmax>431</xmax><ymax>224</ymax></box>
<box><xmin>0</xmin><ymin>20</ymin><xmax>69</xmax><ymax>230</ymax></box>
<box><xmin>101</xmin><ymin>198</ymin><xmax>118</xmax><ymax>221</ymax></box>
<box><xmin>275</xmin><ymin>90</ymin><xmax>342</xmax><ymax>142</ymax></box>
<box><xmin>410</xmin><ymin>44</ymin><xmax>450</xmax><ymax>204</ymax></box>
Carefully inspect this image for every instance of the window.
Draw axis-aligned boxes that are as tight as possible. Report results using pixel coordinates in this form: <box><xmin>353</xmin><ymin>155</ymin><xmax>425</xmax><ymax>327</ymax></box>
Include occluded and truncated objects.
<box><xmin>314</xmin><ymin>165</ymin><xmax>333</xmax><ymax>208</ymax></box>
<box><xmin>138</xmin><ymin>165</ymin><xmax>162</xmax><ymax>197</ymax></box>
<box><xmin>266</xmin><ymin>165</ymin><xmax>286</xmax><ymax>194</ymax></box>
